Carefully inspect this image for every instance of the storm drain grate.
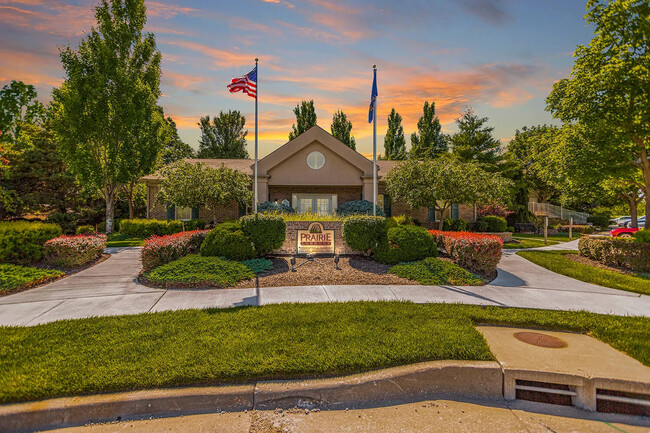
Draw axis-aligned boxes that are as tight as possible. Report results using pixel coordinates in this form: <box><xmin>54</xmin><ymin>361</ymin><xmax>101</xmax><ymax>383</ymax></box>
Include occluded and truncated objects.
<box><xmin>515</xmin><ymin>379</ymin><xmax>575</xmax><ymax>406</ymax></box>
<box><xmin>513</xmin><ymin>331</ymin><xmax>568</xmax><ymax>349</ymax></box>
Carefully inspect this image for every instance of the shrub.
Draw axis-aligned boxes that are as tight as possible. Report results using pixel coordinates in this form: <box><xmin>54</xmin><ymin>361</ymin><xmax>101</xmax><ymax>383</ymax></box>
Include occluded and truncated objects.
<box><xmin>242</xmin><ymin>258</ymin><xmax>274</xmax><ymax>274</ymax></box>
<box><xmin>75</xmin><ymin>225</ymin><xmax>95</xmax><ymax>235</ymax></box>
<box><xmin>557</xmin><ymin>224</ymin><xmax>595</xmax><ymax>234</ymax></box>
<box><xmin>336</xmin><ymin>200</ymin><xmax>385</xmax><ymax>217</ymax></box>
<box><xmin>142</xmin><ymin>255</ymin><xmax>254</xmax><ymax>287</ymax></box>
<box><xmin>393</xmin><ymin>215</ymin><xmax>414</xmax><ymax>226</ymax></box>
<box><xmin>44</xmin><ymin>234</ymin><xmax>107</xmax><ymax>268</ymax></box>
<box><xmin>505</xmin><ymin>226</ymin><xmax>515</xmax><ymax>233</ymax></box>
<box><xmin>257</xmin><ymin>201</ymin><xmax>295</xmax><ymax>214</ymax></box>
<box><xmin>388</xmin><ymin>257</ymin><xmax>484</xmax><ymax>286</ymax></box>
<box><xmin>200</xmin><ymin>224</ymin><xmax>255</xmax><ymax>261</ymax></box>
<box><xmin>374</xmin><ymin>226</ymin><xmax>436</xmax><ymax>265</ymax></box>
<box><xmin>587</xmin><ymin>214</ymin><xmax>610</xmax><ymax>228</ymax></box>
<box><xmin>240</xmin><ymin>214</ymin><xmax>286</xmax><ymax>255</ymax></box>
<box><xmin>141</xmin><ymin>230</ymin><xmax>210</xmax><ymax>271</ymax></box>
<box><xmin>385</xmin><ymin>217</ymin><xmax>398</xmax><ymax>230</ymax></box>
<box><xmin>579</xmin><ymin>236</ymin><xmax>650</xmax><ymax>272</ymax></box>
<box><xmin>514</xmin><ymin>223</ymin><xmax>538</xmax><ymax>233</ymax></box>
<box><xmin>0</xmin><ymin>221</ymin><xmax>62</xmax><ymax>264</ymax></box>
<box><xmin>475</xmin><ymin>215</ymin><xmax>507</xmax><ymax>232</ymax></box>
<box><xmin>442</xmin><ymin>218</ymin><xmax>453</xmax><ymax>231</ymax></box>
<box><xmin>472</xmin><ymin>220</ymin><xmax>489</xmax><ymax>232</ymax></box>
<box><xmin>120</xmin><ymin>219</ymin><xmax>203</xmax><ymax>238</ymax></box>
<box><xmin>0</xmin><ymin>264</ymin><xmax>64</xmax><ymax>293</ymax></box>
<box><xmin>452</xmin><ymin>219</ymin><xmax>467</xmax><ymax>231</ymax></box>
<box><xmin>634</xmin><ymin>229</ymin><xmax>650</xmax><ymax>244</ymax></box>
<box><xmin>429</xmin><ymin>230</ymin><xmax>503</xmax><ymax>275</ymax></box>
<box><xmin>342</xmin><ymin>216</ymin><xmax>387</xmax><ymax>255</ymax></box>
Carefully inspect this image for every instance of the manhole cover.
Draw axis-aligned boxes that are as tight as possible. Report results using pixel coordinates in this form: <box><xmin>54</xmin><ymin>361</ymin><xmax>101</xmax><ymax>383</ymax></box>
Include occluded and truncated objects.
<box><xmin>513</xmin><ymin>331</ymin><xmax>568</xmax><ymax>349</ymax></box>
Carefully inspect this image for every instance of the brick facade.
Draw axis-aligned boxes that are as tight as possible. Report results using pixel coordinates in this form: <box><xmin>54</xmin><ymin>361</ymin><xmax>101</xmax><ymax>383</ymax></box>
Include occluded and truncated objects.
<box><xmin>147</xmin><ymin>183</ymin><xmax>239</xmax><ymax>224</ymax></box>
<box><xmin>268</xmin><ymin>186</ymin><xmax>362</xmax><ymax>206</ymax></box>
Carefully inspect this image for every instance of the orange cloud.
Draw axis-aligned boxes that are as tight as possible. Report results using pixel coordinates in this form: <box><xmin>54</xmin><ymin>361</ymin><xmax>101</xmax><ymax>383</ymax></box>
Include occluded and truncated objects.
<box><xmin>162</xmin><ymin>39</ymin><xmax>273</xmax><ymax>68</ymax></box>
<box><xmin>147</xmin><ymin>1</ymin><xmax>197</xmax><ymax>19</ymax></box>
<box><xmin>161</xmin><ymin>71</ymin><xmax>211</xmax><ymax>90</ymax></box>
<box><xmin>0</xmin><ymin>2</ymin><xmax>92</xmax><ymax>37</ymax></box>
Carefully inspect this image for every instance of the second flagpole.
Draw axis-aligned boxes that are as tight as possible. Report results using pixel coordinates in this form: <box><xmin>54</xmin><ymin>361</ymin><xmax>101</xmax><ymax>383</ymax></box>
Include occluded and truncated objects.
<box><xmin>372</xmin><ymin>65</ymin><xmax>377</xmax><ymax>216</ymax></box>
<box><xmin>254</xmin><ymin>58</ymin><xmax>258</xmax><ymax>214</ymax></box>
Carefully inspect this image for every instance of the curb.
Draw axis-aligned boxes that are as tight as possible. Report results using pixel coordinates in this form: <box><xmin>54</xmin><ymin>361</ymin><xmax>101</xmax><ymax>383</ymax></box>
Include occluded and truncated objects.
<box><xmin>0</xmin><ymin>361</ymin><xmax>502</xmax><ymax>433</ymax></box>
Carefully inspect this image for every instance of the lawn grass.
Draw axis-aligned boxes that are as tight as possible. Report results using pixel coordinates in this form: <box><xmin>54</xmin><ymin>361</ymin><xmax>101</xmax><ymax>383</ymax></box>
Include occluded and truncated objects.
<box><xmin>389</xmin><ymin>257</ymin><xmax>484</xmax><ymax>285</ymax></box>
<box><xmin>142</xmin><ymin>254</ymin><xmax>254</xmax><ymax>287</ymax></box>
<box><xmin>0</xmin><ymin>302</ymin><xmax>647</xmax><ymax>404</ymax></box>
<box><xmin>513</xmin><ymin>233</ymin><xmax>572</xmax><ymax>241</ymax></box>
<box><xmin>105</xmin><ymin>239</ymin><xmax>145</xmax><ymax>247</ymax></box>
<box><xmin>504</xmin><ymin>238</ymin><xmax>560</xmax><ymax>249</ymax></box>
<box><xmin>517</xmin><ymin>250</ymin><xmax>650</xmax><ymax>296</ymax></box>
<box><xmin>0</xmin><ymin>264</ymin><xmax>64</xmax><ymax>294</ymax></box>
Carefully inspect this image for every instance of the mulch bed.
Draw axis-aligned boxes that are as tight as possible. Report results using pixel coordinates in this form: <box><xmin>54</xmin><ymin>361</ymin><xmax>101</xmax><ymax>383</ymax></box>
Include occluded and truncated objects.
<box><xmin>234</xmin><ymin>256</ymin><xmax>416</xmax><ymax>288</ymax></box>
<box><xmin>0</xmin><ymin>254</ymin><xmax>111</xmax><ymax>297</ymax></box>
<box><xmin>564</xmin><ymin>253</ymin><xmax>646</xmax><ymax>277</ymax></box>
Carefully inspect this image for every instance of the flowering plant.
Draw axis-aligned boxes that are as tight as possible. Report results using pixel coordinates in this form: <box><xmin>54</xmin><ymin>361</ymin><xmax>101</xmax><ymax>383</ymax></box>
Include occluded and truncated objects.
<box><xmin>429</xmin><ymin>230</ymin><xmax>502</xmax><ymax>275</ymax></box>
<box><xmin>44</xmin><ymin>234</ymin><xmax>107</xmax><ymax>267</ymax></box>
<box><xmin>141</xmin><ymin>230</ymin><xmax>209</xmax><ymax>271</ymax></box>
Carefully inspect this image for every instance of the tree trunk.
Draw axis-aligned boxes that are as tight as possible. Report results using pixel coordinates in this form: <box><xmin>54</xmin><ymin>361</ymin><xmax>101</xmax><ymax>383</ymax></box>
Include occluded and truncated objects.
<box><xmin>105</xmin><ymin>192</ymin><xmax>115</xmax><ymax>234</ymax></box>
<box><xmin>626</xmin><ymin>195</ymin><xmax>638</xmax><ymax>228</ymax></box>
<box><xmin>635</xmin><ymin>137</ymin><xmax>650</xmax><ymax>226</ymax></box>
<box><xmin>128</xmin><ymin>180</ymin><xmax>135</xmax><ymax>219</ymax></box>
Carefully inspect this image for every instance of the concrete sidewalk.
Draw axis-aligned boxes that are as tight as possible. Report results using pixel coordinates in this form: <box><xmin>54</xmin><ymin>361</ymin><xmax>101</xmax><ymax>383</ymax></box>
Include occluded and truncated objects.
<box><xmin>0</xmin><ymin>242</ymin><xmax>648</xmax><ymax>327</ymax></box>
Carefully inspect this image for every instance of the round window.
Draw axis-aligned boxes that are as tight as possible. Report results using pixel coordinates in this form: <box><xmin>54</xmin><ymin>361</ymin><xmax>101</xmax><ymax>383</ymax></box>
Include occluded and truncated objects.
<box><xmin>306</xmin><ymin>151</ymin><xmax>325</xmax><ymax>169</ymax></box>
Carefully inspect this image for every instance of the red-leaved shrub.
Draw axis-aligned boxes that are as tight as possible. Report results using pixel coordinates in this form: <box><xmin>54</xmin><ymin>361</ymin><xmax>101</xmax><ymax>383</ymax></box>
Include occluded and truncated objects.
<box><xmin>141</xmin><ymin>230</ymin><xmax>209</xmax><ymax>271</ymax></box>
<box><xmin>429</xmin><ymin>230</ymin><xmax>503</xmax><ymax>275</ymax></box>
<box><xmin>44</xmin><ymin>234</ymin><xmax>107</xmax><ymax>267</ymax></box>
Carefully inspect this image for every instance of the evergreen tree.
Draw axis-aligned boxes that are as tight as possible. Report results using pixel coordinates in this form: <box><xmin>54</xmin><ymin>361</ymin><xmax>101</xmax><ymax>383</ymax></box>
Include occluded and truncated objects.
<box><xmin>289</xmin><ymin>100</ymin><xmax>317</xmax><ymax>140</ymax></box>
<box><xmin>450</xmin><ymin>108</ymin><xmax>501</xmax><ymax>166</ymax></box>
<box><xmin>160</xmin><ymin>116</ymin><xmax>194</xmax><ymax>164</ymax></box>
<box><xmin>51</xmin><ymin>0</ymin><xmax>165</xmax><ymax>231</ymax></box>
<box><xmin>197</xmin><ymin>110</ymin><xmax>249</xmax><ymax>159</ymax></box>
<box><xmin>330</xmin><ymin>110</ymin><xmax>356</xmax><ymax>150</ymax></box>
<box><xmin>383</xmin><ymin>108</ymin><xmax>406</xmax><ymax>160</ymax></box>
<box><xmin>409</xmin><ymin>101</ymin><xmax>446</xmax><ymax>159</ymax></box>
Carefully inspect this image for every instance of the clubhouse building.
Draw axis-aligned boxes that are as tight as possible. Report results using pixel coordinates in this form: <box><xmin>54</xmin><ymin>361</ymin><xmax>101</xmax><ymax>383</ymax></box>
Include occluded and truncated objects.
<box><xmin>143</xmin><ymin>126</ymin><xmax>476</xmax><ymax>226</ymax></box>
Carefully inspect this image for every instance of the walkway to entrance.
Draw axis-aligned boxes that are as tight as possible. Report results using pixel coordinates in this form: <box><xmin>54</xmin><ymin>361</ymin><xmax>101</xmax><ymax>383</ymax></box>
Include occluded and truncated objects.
<box><xmin>0</xmin><ymin>240</ymin><xmax>648</xmax><ymax>327</ymax></box>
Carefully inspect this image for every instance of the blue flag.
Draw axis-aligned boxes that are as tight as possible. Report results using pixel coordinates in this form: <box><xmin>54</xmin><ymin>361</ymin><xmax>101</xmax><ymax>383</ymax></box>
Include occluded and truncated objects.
<box><xmin>368</xmin><ymin>68</ymin><xmax>378</xmax><ymax>123</ymax></box>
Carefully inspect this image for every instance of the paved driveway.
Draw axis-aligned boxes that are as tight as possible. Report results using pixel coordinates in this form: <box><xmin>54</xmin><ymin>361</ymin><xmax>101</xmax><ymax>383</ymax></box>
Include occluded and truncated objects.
<box><xmin>0</xmin><ymin>242</ymin><xmax>648</xmax><ymax>327</ymax></box>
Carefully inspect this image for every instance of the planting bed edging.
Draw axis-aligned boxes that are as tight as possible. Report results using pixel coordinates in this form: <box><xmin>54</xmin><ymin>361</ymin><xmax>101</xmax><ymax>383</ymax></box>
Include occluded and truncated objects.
<box><xmin>0</xmin><ymin>361</ymin><xmax>501</xmax><ymax>433</ymax></box>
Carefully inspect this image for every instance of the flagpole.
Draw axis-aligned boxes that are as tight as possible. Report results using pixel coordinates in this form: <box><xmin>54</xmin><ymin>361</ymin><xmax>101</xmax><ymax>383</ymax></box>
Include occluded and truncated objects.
<box><xmin>372</xmin><ymin>65</ymin><xmax>377</xmax><ymax>216</ymax></box>
<box><xmin>254</xmin><ymin>57</ymin><xmax>258</xmax><ymax>214</ymax></box>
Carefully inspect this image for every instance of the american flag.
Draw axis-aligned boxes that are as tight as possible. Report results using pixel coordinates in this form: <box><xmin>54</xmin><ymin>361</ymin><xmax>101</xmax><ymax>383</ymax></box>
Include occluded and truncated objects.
<box><xmin>227</xmin><ymin>67</ymin><xmax>257</xmax><ymax>98</ymax></box>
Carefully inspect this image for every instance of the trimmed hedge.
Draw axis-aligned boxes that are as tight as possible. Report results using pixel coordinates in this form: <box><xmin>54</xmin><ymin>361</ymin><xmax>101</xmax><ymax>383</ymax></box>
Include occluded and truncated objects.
<box><xmin>475</xmin><ymin>216</ymin><xmax>507</xmax><ymax>233</ymax></box>
<box><xmin>141</xmin><ymin>230</ymin><xmax>210</xmax><ymax>271</ymax></box>
<box><xmin>336</xmin><ymin>200</ymin><xmax>385</xmax><ymax>217</ymax></box>
<box><xmin>240</xmin><ymin>214</ymin><xmax>286</xmax><ymax>255</ymax></box>
<box><xmin>200</xmin><ymin>223</ymin><xmax>255</xmax><ymax>261</ymax></box>
<box><xmin>430</xmin><ymin>230</ymin><xmax>503</xmax><ymax>275</ymax></box>
<box><xmin>634</xmin><ymin>229</ymin><xmax>650</xmax><ymax>244</ymax></box>
<box><xmin>558</xmin><ymin>224</ymin><xmax>595</xmax><ymax>234</ymax></box>
<box><xmin>388</xmin><ymin>257</ymin><xmax>484</xmax><ymax>286</ymax></box>
<box><xmin>442</xmin><ymin>218</ymin><xmax>468</xmax><ymax>232</ymax></box>
<box><xmin>120</xmin><ymin>219</ymin><xmax>205</xmax><ymax>238</ymax></box>
<box><xmin>75</xmin><ymin>225</ymin><xmax>95</xmax><ymax>235</ymax></box>
<box><xmin>342</xmin><ymin>215</ymin><xmax>387</xmax><ymax>255</ymax></box>
<box><xmin>142</xmin><ymin>255</ymin><xmax>254</xmax><ymax>287</ymax></box>
<box><xmin>374</xmin><ymin>226</ymin><xmax>436</xmax><ymax>265</ymax></box>
<box><xmin>44</xmin><ymin>234</ymin><xmax>107</xmax><ymax>268</ymax></box>
<box><xmin>587</xmin><ymin>215</ymin><xmax>610</xmax><ymax>228</ymax></box>
<box><xmin>578</xmin><ymin>236</ymin><xmax>650</xmax><ymax>273</ymax></box>
<box><xmin>0</xmin><ymin>221</ymin><xmax>62</xmax><ymax>264</ymax></box>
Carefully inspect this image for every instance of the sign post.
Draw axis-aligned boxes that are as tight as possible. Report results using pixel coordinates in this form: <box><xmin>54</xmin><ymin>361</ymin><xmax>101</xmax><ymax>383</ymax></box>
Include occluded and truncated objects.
<box><xmin>544</xmin><ymin>216</ymin><xmax>548</xmax><ymax>246</ymax></box>
<box><xmin>569</xmin><ymin>217</ymin><xmax>573</xmax><ymax>240</ymax></box>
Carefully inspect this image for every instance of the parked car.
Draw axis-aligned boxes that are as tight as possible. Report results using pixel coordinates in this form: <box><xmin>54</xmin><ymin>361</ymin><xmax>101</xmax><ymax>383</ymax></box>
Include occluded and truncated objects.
<box><xmin>615</xmin><ymin>216</ymin><xmax>631</xmax><ymax>227</ymax></box>
<box><xmin>610</xmin><ymin>227</ymin><xmax>639</xmax><ymax>238</ymax></box>
<box><xmin>624</xmin><ymin>215</ymin><xmax>646</xmax><ymax>228</ymax></box>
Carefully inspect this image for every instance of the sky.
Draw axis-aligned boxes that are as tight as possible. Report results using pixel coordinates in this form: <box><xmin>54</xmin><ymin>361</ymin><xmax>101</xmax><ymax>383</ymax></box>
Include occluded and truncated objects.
<box><xmin>0</xmin><ymin>0</ymin><xmax>595</xmax><ymax>158</ymax></box>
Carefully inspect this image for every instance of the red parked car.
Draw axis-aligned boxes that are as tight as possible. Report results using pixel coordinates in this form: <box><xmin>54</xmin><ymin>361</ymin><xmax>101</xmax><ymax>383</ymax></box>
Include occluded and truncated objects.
<box><xmin>610</xmin><ymin>227</ymin><xmax>639</xmax><ymax>238</ymax></box>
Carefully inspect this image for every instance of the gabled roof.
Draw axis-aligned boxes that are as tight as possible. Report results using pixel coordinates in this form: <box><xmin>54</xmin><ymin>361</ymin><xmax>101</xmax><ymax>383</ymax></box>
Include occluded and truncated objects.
<box><xmin>141</xmin><ymin>158</ymin><xmax>253</xmax><ymax>181</ymax></box>
<box><xmin>257</xmin><ymin>125</ymin><xmax>374</xmax><ymax>175</ymax></box>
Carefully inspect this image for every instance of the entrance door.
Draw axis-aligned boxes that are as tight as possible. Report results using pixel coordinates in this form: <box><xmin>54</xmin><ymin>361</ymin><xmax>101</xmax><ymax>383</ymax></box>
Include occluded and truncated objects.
<box><xmin>295</xmin><ymin>194</ymin><xmax>336</xmax><ymax>215</ymax></box>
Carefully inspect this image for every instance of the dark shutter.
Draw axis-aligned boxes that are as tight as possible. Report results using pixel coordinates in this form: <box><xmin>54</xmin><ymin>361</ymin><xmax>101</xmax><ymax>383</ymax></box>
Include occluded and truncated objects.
<box><xmin>191</xmin><ymin>207</ymin><xmax>199</xmax><ymax>220</ymax></box>
<box><xmin>428</xmin><ymin>206</ymin><xmax>436</xmax><ymax>222</ymax></box>
<box><xmin>384</xmin><ymin>194</ymin><xmax>392</xmax><ymax>217</ymax></box>
<box><xmin>166</xmin><ymin>203</ymin><xmax>175</xmax><ymax>220</ymax></box>
<box><xmin>452</xmin><ymin>204</ymin><xmax>459</xmax><ymax>220</ymax></box>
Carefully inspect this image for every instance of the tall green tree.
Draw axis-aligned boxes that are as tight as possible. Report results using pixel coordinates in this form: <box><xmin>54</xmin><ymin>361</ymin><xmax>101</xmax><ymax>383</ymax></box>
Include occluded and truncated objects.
<box><xmin>51</xmin><ymin>0</ymin><xmax>165</xmax><ymax>231</ymax></box>
<box><xmin>289</xmin><ymin>100</ymin><xmax>317</xmax><ymax>140</ymax></box>
<box><xmin>330</xmin><ymin>110</ymin><xmax>356</xmax><ymax>150</ymax></box>
<box><xmin>198</xmin><ymin>111</ymin><xmax>249</xmax><ymax>159</ymax></box>
<box><xmin>0</xmin><ymin>80</ymin><xmax>45</xmax><ymax>143</ymax></box>
<box><xmin>383</xmin><ymin>108</ymin><xmax>406</xmax><ymax>160</ymax></box>
<box><xmin>546</xmin><ymin>0</ymin><xmax>650</xmax><ymax>219</ymax></box>
<box><xmin>160</xmin><ymin>116</ymin><xmax>195</xmax><ymax>164</ymax></box>
<box><xmin>157</xmin><ymin>160</ymin><xmax>252</xmax><ymax>220</ymax></box>
<box><xmin>450</xmin><ymin>108</ymin><xmax>501</xmax><ymax>166</ymax></box>
<box><xmin>409</xmin><ymin>101</ymin><xmax>447</xmax><ymax>160</ymax></box>
<box><xmin>385</xmin><ymin>155</ymin><xmax>512</xmax><ymax>229</ymax></box>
